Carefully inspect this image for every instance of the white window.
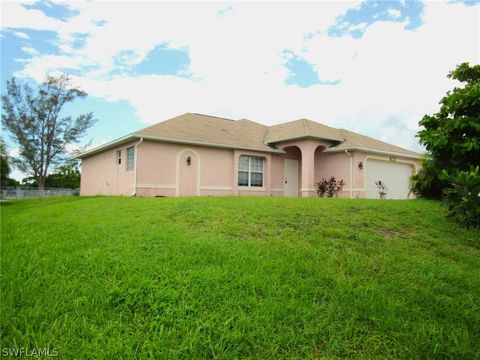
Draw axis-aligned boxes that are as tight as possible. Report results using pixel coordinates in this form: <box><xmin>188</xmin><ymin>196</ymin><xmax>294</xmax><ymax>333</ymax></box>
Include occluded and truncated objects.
<box><xmin>238</xmin><ymin>155</ymin><xmax>264</xmax><ymax>187</ymax></box>
<box><xmin>127</xmin><ymin>147</ymin><xmax>135</xmax><ymax>171</ymax></box>
<box><xmin>116</xmin><ymin>150</ymin><xmax>122</xmax><ymax>165</ymax></box>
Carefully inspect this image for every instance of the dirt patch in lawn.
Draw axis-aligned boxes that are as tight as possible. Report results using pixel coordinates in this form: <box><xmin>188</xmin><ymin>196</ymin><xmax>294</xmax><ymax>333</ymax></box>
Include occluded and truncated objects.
<box><xmin>378</xmin><ymin>229</ymin><xmax>416</xmax><ymax>239</ymax></box>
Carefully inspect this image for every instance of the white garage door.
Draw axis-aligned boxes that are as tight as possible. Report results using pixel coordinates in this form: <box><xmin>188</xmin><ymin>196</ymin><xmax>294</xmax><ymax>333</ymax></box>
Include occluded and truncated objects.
<box><xmin>365</xmin><ymin>159</ymin><xmax>413</xmax><ymax>199</ymax></box>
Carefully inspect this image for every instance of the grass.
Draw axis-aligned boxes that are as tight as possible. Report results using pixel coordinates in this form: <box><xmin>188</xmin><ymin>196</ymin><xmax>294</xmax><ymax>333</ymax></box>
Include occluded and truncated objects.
<box><xmin>1</xmin><ymin>196</ymin><xmax>479</xmax><ymax>359</ymax></box>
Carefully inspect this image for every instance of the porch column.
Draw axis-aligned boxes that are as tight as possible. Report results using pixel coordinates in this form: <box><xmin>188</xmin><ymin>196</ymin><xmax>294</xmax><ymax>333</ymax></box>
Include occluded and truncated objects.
<box><xmin>300</xmin><ymin>142</ymin><xmax>317</xmax><ymax>197</ymax></box>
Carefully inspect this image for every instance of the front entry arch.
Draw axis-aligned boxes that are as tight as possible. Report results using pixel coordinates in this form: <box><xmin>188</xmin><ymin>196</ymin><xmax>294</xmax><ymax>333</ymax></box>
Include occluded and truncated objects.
<box><xmin>176</xmin><ymin>148</ymin><xmax>200</xmax><ymax>196</ymax></box>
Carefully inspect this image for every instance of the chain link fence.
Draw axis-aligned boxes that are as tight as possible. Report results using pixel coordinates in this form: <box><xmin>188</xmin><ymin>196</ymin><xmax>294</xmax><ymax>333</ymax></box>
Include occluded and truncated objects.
<box><xmin>0</xmin><ymin>187</ymin><xmax>79</xmax><ymax>200</ymax></box>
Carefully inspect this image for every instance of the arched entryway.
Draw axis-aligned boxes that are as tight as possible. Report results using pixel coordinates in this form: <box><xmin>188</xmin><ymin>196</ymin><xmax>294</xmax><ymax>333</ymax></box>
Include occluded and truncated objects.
<box><xmin>279</xmin><ymin>140</ymin><xmax>330</xmax><ymax>197</ymax></box>
<box><xmin>176</xmin><ymin>148</ymin><xmax>200</xmax><ymax>196</ymax></box>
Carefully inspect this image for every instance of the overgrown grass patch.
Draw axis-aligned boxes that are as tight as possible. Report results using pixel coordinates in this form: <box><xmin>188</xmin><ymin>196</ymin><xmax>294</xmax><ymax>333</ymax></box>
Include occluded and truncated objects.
<box><xmin>1</xmin><ymin>197</ymin><xmax>479</xmax><ymax>358</ymax></box>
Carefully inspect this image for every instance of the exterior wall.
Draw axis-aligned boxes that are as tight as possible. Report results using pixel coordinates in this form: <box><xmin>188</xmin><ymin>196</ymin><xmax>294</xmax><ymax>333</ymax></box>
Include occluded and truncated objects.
<box><xmin>81</xmin><ymin>138</ymin><xmax>422</xmax><ymax>199</ymax></box>
<box><xmin>80</xmin><ymin>141</ymin><xmax>136</xmax><ymax>196</ymax></box>
<box><xmin>270</xmin><ymin>154</ymin><xmax>285</xmax><ymax>196</ymax></box>
<box><xmin>315</xmin><ymin>151</ymin><xmax>351</xmax><ymax>188</ymax></box>
<box><xmin>200</xmin><ymin>146</ymin><xmax>234</xmax><ymax>195</ymax></box>
<box><xmin>136</xmin><ymin>140</ymin><xmax>234</xmax><ymax>197</ymax></box>
<box><xmin>81</xmin><ymin>140</ymin><xmax>278</xmax><ymax>198</ymax></box>
<box><xmin>135</xmin><ymin>140</ymin><xmax>177</xmax><ymax>196</ymax></box>
<box><xmin>178</xmin><ymin>149</ymin><xmax>199</xmax><ymax>196</ymax></box>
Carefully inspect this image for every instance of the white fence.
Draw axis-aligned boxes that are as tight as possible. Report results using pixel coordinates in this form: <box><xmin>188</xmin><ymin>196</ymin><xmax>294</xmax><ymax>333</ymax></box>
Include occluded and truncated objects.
<box><xmin>0</xmin><ymin>187</ymin><xmax>79</xmax><ymax>200</ymax></box>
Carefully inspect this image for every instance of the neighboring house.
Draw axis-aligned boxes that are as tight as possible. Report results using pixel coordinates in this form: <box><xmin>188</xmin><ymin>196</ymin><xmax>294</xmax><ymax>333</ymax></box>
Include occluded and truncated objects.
<box><xmin>78</xmin><ymin>113</ymin><xmax>422</xmax><ymax>199</ymax></box>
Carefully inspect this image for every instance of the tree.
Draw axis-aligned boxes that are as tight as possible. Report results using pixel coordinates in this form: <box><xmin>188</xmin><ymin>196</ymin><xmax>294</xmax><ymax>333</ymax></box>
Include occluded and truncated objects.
<box><xmin>0</xmin><ymin>138</ymin><xmax>11</xmax><ymax>186</ymax></box>
<box><xmin>46</xmin><ymin>161</ymin><xmax>81</xmax><ymax>189</ymax></box>
<box><xmin>1</xmin><ymin>75</ymin><xmax>96</xmax><ymax>191</ymax></box>
<box><xmin>441</xmin><ymin>167</ymin><xmax>480</xmax><ymax>229</ymax></box>
<box><xmin>410</xmin><ymin>157</ymin><xmax>448</xmax><ymax>199</ymax></box>
<box><xmin>0</xmin><ymin>139</ymin><xmax>21</xmax><ymax>187</ymax></box>
<box><xmin>412</xmin><ymin>62</ymin><xmax>480</xmax><ymax>198</ymax></box>
<box><xmin>20</xmin><ymin>161</ymin><xmax>80</xmax><ymax>189</ymax></box>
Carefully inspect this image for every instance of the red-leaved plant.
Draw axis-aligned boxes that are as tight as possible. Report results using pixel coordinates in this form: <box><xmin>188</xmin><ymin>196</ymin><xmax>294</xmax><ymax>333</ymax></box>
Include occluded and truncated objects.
<box><xmin>316</xmin><ymin>177</ymin><xmax>345</xmax><ymax>198</ymax></box>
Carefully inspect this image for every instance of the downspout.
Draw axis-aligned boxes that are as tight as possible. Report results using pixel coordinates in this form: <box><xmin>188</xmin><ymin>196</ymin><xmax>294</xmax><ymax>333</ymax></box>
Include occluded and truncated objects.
<box><xmin>344</xmin><ymin>149</ymin><xmax>353</xmax><ymax>199</ymax></box>
<box><xmin>131</xmin><ymin>137</ymin><xmax>144</xmax><ymax>196</ymax></box>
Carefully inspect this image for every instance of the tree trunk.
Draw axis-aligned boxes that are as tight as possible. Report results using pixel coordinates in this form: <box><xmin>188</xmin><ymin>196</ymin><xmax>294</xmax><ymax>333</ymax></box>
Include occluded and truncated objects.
<box><xmin>38</xmin><ymin>176</ymin><xmax>46</xmax><ymax>197</ymax></box>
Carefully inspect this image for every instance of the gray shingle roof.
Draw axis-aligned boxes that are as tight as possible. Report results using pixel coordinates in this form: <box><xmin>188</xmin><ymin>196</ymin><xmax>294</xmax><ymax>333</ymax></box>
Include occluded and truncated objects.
<box><xmin>78</xmin><ymin>112</ymin><xmax>422</xmax><ymax>158</ymax></box>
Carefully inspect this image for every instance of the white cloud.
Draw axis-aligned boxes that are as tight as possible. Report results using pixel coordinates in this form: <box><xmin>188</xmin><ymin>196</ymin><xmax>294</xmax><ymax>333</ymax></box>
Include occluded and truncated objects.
<box><xmin>1</xmin><ymin>1</ymin><xmax>63</xmax><ymax>31</ymax></box>
<box><xmin>7</xmin><ymin>147</ymin><xmax>25</xmax><ymax>181</ymax></box>
<box><xmin>3</xmin><ymin>1</ymin><xmax>479</xmax><ymax>152</ymax></box>
<box><xmin>9</xmin><ymin>168</ymin><xmax>25</xmax><ymax>182</ymax></box>
<box><xmin>8</xmin><ymin>147</ymin><xmax>20</xmax><ymax>158</ymax></box>
<box><xmin>13</xmin><ymin>31</ymin><xmax>30</xmax><ymax>39</ymax></box>
<box><xmin>21</xmin><ymin>46</ymin><xmax>38</xmax><ymax>55</ymax></box>
<box><xmin>387</xmin><ymin>9</ymin><xmax>402</xmax><ymax>19</ymax></box>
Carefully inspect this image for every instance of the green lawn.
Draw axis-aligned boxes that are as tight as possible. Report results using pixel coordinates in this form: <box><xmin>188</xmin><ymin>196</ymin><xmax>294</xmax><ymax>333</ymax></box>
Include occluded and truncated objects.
<box><xmin>1</xmin><ymin>197</ymin><xmax>479</xmax><ymax>359</ymax></box>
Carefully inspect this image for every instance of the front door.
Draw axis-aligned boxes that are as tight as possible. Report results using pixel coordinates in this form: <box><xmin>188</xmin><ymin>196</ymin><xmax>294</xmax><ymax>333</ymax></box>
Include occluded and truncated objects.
<box><xmin>284</xmin><ymin>159</ymin><xmax>299</xmax><ymax>197</ymax></box>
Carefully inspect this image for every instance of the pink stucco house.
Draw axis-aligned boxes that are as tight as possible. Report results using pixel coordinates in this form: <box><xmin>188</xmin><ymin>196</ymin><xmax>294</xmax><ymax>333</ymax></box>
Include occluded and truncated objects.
<box><xmin>78</xmin><ymin>113</ymin><xmax>422</xmax><ymax>199</ymax></box>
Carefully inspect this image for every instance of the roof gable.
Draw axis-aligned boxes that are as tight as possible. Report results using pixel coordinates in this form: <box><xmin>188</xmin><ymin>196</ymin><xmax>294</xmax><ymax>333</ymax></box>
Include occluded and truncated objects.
<box><xmin>77</xmin><ymin>113</ymin><xmax>422</xmax><ymax>159</ymax></box>
<box><xmin>325</xmin><ymin>129</ymin><xmax>421</xmax><ymax>157</ymax></box>
<box><xmin>264</xmin><ymin>118</ymin><xmax>343</xmax><ymax>143</ymax></box>
<box><xmin>135</xmin><ymin>113</ymin><xmax>277</xmax><ymax>153</ymax></box>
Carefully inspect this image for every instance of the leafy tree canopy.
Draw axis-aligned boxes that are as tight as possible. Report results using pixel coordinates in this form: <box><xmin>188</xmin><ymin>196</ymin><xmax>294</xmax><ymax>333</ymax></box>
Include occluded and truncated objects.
<box><xmin>21</xmin><ymin>161</ymin><xmax>81</xmax><ymax>189</ymax></box>
<box><xmin>1</xmin><ymin>75</ymin><xmax>96</xmax><ymax>190</ymax></box>
<box><xmin>0</xmin><ymin>138</ymin><xmax>11</xmax><ymax>182</ymax></box>
<box><xmin>417</xmin><ymin>62</ymin><xmax>480</xmax><ymax>171</ymax></box>
<box><xmin>412</xmin><ymin>63</ymin><xmax>480</xmax><ymax>199</ymax></box>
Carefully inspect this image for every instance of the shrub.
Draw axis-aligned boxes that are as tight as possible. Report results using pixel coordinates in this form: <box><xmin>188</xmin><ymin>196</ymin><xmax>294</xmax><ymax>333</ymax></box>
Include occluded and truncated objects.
<box><xmin>410</xmin><ymin>157</ymin><xmax>448</xmax><ymax>199</ymax></box>
<box><xmin>316</xmin><ymin>177</ymin><xmax>345</xmax><ymax>198</ymax></box>
<box><xmin>375</xmin><ymin>180</ymin><xmax>387</xmax><ymax>199</ymax></box>
<box><xmin>441</xmin><ymin>166</ymin><xmax>480</xmax><ymax>229</ymax></box>
<box><xmin>414</xmin><ymin>63</ymin><xmax>480</xmax><ymax>198</ymax></box>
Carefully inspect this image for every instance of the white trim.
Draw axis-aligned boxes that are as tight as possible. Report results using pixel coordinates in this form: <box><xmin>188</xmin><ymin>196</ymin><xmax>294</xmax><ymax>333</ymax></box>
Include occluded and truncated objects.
<box><xmin>77</xmin><ymin>133</ymin><xmax>284</xmax><ymax>159</ymax></box>
<box><xmin>76</xmin><ymin>135</ymin><xmax>138</xmax><ymax>159</ymax></box>
<box><xmin>139</xmin><ymin>135</ymin><xmax>284</xmax><ymax>154</ymax></box>
<box><xmin>271</xmin><ymin>187</ymin><xmax>284</xmax><ymax>192</ymax></box>
<box><xmin>131</xmin><ymin>137</ymin><xmax>143</xmax><ymax>196</ymax></box>
<box><xmin>267</xmin><ymin>135</ymin><xmax>343</xmax><ymax>144</ymax></box>
<box><xmin>200</xmin><ymin>185</ymin><xmax>233</xmax><ymax>191</ymax></box>
<box><xmin>342</xmin><ymin>187</ymin><xmax>365</xmax><ymax>192</ymax></box>
<box><xmin>176</xmin><ymin>148</ymin><xmax>201</xmax><ymax>197</ymax></box>
<box><xmin>344</xmin><ymin>149</ymin><xmax>353</xmax><ymax>199</ymax></box>
<box><xmin>137</xmin><ymin>183</ymin><xmax>176</xmax><ymax>189</ymax></box>
<box><xmin>300</xmin><ymin>187</ymin><xmax>315</xmax><ymax>192</ymax></box>
<box><xmin>324</xmin><ymin>146</ymin><xmax>423</xmax><ymax>159</ymax></box>
<box><xmin>238</xmin><ymin>187</ymin><xmax>266</xmax><ymax>192</ymax></box>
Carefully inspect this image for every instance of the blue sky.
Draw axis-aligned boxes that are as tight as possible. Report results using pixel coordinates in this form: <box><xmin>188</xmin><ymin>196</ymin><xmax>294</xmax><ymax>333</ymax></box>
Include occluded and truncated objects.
<box><xmin>1</xmin><ymin>0</ymin><xmax>479</xmax><ymax>179</ymax></box>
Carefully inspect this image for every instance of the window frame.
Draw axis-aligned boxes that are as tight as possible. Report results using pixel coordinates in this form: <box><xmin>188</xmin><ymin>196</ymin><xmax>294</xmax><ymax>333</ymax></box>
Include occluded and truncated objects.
<box><xmin>126</xmin><ymin>146</ymin><xmax>135</xmax><ymax>171</ymax></box>
<box><xmin>237</xmin><ymin>155</ymin><xmax>264</xmax><ymax>188</ymax></box>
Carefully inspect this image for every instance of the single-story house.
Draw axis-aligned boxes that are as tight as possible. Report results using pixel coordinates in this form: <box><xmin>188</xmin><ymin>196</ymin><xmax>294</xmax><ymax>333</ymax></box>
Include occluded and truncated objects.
<box><xmin>78</xmin><ymin>113</ymin><xmax>422</xmax><ymax>199</ymax></box>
